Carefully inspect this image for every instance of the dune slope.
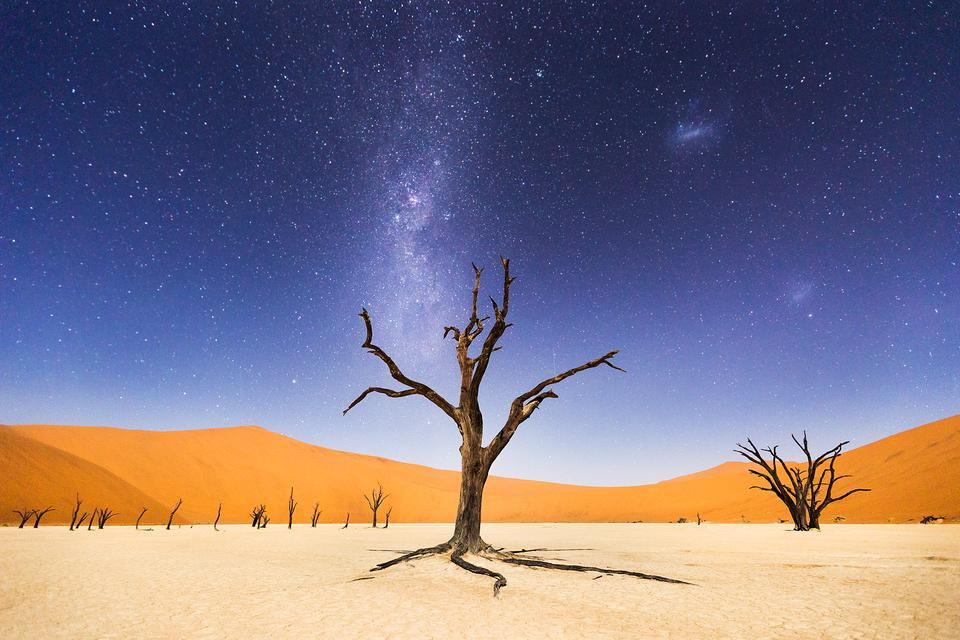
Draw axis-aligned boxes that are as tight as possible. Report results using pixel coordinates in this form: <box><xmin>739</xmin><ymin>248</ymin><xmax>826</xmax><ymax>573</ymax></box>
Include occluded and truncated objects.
<box><xmin>2</xmin><ymin>415</ymin><xmax>958</xmax><ymax>525</ymax></box>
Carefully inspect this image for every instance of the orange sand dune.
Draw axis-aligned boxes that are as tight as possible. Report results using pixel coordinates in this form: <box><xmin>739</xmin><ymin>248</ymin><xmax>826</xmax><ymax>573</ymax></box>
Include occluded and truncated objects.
<box><xmin>2</xmin><ymin>415</ymin><xmax>958</xmax><ymax>526</ymax></box>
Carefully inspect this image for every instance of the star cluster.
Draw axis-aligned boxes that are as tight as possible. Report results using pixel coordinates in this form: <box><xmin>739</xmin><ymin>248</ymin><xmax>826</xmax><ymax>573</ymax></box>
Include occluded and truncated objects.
<box><xmin>1</xmin><ymin>2</ymin><xmax>957</xmax><ymax>484</ymax></box>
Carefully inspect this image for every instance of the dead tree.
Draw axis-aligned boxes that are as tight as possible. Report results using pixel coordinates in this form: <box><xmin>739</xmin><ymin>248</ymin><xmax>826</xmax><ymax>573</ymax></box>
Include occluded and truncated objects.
<box><xmin>311</xmin><ymin>503</ymin><xmax>322</xmax><ymax>527</ymax></box>
<box><xmin>363</xmin><ymin>483</ymin><xmax>389</xmax><ymax>528</ymax></box>
<box><xmin>383</xmin><ymin>507</ymin><xmax>392</xmax><ymax>529</ymax></box>
<box><xmin>735</xmin><ymin>432</ymin><xmax>871</xmax><ymax>531</ymax></box>
<box><xmin>341</xmin><ymin>513</ymin><xmax>349</xmax><ymax>529</ymax></box>
<box><xmin>166</xmin><ymin>498</ymin><xmax>182</xmax><ymax>530</ymax></box>
<box><xmin>97</xmin><ymin>508</ymin><xmax>118</xmax><ymax>528</ymax></box>
<box><xmin>136</xmin><ymin>507</ymin><xmax>148</xmax><ymax>529</ymax></box>
<box><xmin>32</xmin><ymin>506</ymin><xmax>55</xmax><ymax>528</ymax></box>
<box><xmin>287</xmin><ymin>487</ymin><xmax>297</xmax><ymax>529</ymax></box>
<box><xmin>696</xmin><ymin>512</ymin><xmax>701</xmax><ymax>526</ymax></box>
<box><xmin>260</xmin><ymin>512</ymin><xmax>270</xmax><ymax>528</ymax></box>
<box><xmin>344</xmin><ymin>258</ymin><xmax>688</xmax><ymax>594</ymax></box>
<box><xmin>69</xmin><ymin>494</ymin><xmax>83</xmax><ymax>531</ymax></box>
<box><xmin>13</xmin><ymin>509</ymin><xmax>34</xmax><ymax>528</ymax></box>
<box><xmin>88</xmin><ymin>508</ymin><xmax>97</xmax><ymax>530</ymax></box>
<box><xmin>75</xmin><ymin>511</ymin><xmax>89</xmax><ymax>529</ymax></box>
<box><xmin>250</xmin><ymin>505</ymin><xmax>266</xmax><ymax>528</ymax></box>
<box><xmin>214</xmin><ymin>503</ymin><xmax>222</xmax><ymax>531</ymax></box>
<box><xmin>920</xmin><ymin>515</ymin><xmax>945</xmax><ymax>524</ymax></box>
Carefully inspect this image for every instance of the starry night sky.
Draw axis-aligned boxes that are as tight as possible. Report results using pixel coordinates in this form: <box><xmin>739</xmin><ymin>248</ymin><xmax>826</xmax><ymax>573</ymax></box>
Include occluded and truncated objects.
<box><xmin>2</xmin><ymin>2</ymin><xmax>957</xmax><ymax>484</ymax></box>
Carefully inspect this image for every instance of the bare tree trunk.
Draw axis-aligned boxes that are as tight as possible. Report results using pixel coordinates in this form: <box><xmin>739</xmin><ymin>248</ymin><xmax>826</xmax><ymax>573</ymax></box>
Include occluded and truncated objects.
<box><xmin>311</xmin><ymin>503</ymin><xmax>321</xmax><ymax>527</ymax></box>
<box><xmin>214</xmin><ymin>503</ymin><xmax>222</xmax><ymax>531</ymax></box>
<box><xmin>136</xmin><ymin>507</ymin><xmax>147</xmax><ymax>529</ymax></box>
<box><xmin>69</xmin><ymin>494</ymin><xmax>82</xmax><ymax>531</ymax></box>
<box><xmin>288</xmin><ymin>487</ymin><xmax>297</xmax><ymax>529</ymax></box>
<box><xmin>341</xmin><ymin>513</ymin><xmax>349</xmax><ymax>529</ymax></box>
<box><xmin>166</xmin><ymin>498</ymin><xmax>182</xmax><ymax>530</ymax></box>
<box><xmin>33</xmin><ymin>507</ymin><xmax>55</xmax><ymax>527</ymax></box>
<box><xmin>13</xmin><ymin>510</ymin><xmax>34</xmax><ymax>528</ymax></box>
<box><xmin>696</xmin><ymin>512</ymin><xmax>701</xmax><ymax>525</ymax></box>
<box><xmin>88</xmin><ymin>508</ymin><xmax>97</xmax><ymax>530</ymax></box>
<box><xmin>449</xmin><ymin>450</ymin><xmax>490</xmax><ymax>552</ymax></box>
<box><xmin>383</xmin><ymin>507</ymin><xmax>392</xmax><ymax>529</ymax></box>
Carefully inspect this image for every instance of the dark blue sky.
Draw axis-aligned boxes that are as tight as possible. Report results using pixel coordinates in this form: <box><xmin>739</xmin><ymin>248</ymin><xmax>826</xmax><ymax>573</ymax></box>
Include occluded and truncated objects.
<box><xmin>2</xmin><ymin>2</ymin><xmax>957</xmax><ymax>484</ymax></box>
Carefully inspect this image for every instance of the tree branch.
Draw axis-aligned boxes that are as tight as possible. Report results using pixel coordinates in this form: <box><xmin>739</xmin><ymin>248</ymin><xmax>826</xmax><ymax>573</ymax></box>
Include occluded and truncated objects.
<box><xmin>346</xmin><ymin>308</ymin><xmax>457</xmax><ymax>421</ymax></box>
<box><xmin>343</xmin><ymin>387</ymin><xmax>418</xmax><ymax>415</ymax></box>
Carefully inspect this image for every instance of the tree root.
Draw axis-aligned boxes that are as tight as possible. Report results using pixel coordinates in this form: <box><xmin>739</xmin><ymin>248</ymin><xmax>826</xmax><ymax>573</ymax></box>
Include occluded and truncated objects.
<box><xmin>452</xmin><ymin>551</ymin><xmax>507</xmax><ymax>596</ymax></box>
<box><xmin>368</xmin><ymin>542</ymin><xmax>692</xmax><ymax>595</ymax></box>
<box><xmin>370</xmin><ymin>542</ymin><xmax>451</xmax><ymax>571</ymax></box>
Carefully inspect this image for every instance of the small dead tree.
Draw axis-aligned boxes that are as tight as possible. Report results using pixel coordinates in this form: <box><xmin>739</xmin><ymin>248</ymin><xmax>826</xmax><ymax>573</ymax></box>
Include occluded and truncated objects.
<box><xmin>166</xmin><ymin>498</ymin><xmax>182</xmax><ymax>531</ymax></box>
<box><xmin>341</xmin><ymin>513</ymin><xmax>349</xmax><ymax>529</ymax></box>
<box><xmin>260</xmin><ymin>512</ymin><xmax>270</xmax><ymax>528</ymax></box>
<box><xmin>88</xmin><ymin>508</ymin><xmax>97</xmax><ymax>530</ymax></box>
<box><xmin>311</xmin><ymin>503</ymin><xmax>322</xmax><ymax>527</ymax></box>
<box><xmin>75</xmin><ymin>511</ymin><xmax>89</xmax><ymax>529</ymax></box>
<box><xmin>69</xmin><ymin>494</ymin><xmax>83</xmax><ymax>531</ymax></box>
<box><xmin>343</xmin><ymin>258</ymin><xmax>688</xmax><ymax>594</ymax></box>
<box><xmin>13</xmin><ymin>509</ymin><xmax>35</xmax><ymax>528</ymax></box>
<box><xmin>214</xmin><ymin>503</ymin><xmax>222</xmax><ymax>531</ymax></box>
<box><xmin>136</xmin><ymin>507</ymin><xmax>148</xmax><ymax>529</ymax></box>
<box><xmin>735</xmin><ymin>432</ymin><xmax>870</xmax><ymax>531</ymax></box>
<box><xmin>696</xmin><ymin>513</ymin><xmax>701</xmax><ymax>526</ymax></box>
<box><xmin>287</xmin><ymin>487</ymin><xmax>297</xmax><ymax>529</ymax></box>
<box><xmin>32</xmin><ymin>506</ymin><xmax>55</xmax><ymax>528</ymax></box>
<box><xmin>920</xmin><ymin>515</ymin><xmax>945</xmax><ymax>524</ymax></box>
<box><xmin>383</xmin><ymin>507</ymin><xmax>392</xmax><ymax>529</ymax></box>
<box><xmin>97</xmin><ymin>508</ymin><xmax>118</xmax><ymax>529</ymax></box>
<box><xmin>250</xmin><ymin>504</ymin><xmax>266</xmax><ymax>528</ymax></box>
<box><xmin>363</xmin><ymin>483</ymin><xmax>389</xmax><ymax>528</ymax></box>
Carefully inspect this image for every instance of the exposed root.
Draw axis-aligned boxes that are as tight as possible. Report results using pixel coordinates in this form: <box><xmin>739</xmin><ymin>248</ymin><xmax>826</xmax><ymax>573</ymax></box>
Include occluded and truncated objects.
<box><xmin>369</xmin><ymin>540</ymin><xmax>692</xmax><ymax>594</ymax></box>
<box><xmin>370</xmin><ymin>542</ymin><xmax>450</xmax><ymax>571</ymax></box>
<box><xmin>510</xmin><ymin>547</ymin><xmax>594</xmax><ymax>554</ymax></box>
<box><xmin>491</xmin><ymin>552</ymin><xmax>692</xmax><ymax>585</ymax></box>
<box><xmin>452</xmin><ymin>551</ymin><xmax>507</xmax><ymax>597</ymax></box>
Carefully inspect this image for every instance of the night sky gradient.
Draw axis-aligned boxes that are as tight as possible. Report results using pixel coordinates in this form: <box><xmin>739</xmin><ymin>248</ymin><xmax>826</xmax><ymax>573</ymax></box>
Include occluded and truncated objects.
<box><xmin>2</xmin><ymin>2</ymin><xmax>958</xmax><ymax>484</ymax></box>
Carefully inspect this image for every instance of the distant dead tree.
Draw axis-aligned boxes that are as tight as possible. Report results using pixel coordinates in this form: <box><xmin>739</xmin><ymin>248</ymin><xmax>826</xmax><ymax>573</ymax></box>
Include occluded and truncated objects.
<box><xmin>250</xmin><ymin>504</ymin><xmax>266</xmax><ymax>527</ymax></box>
<box><xmin>69</xmin><ymin>494</ymin><xmax>83</xmax><ymax>531</ymax></box>
<box><xmin>288</xmin><ymin>487</ymin><xmax>297</xmax><ymax>529</ymax></box>
<box><xmin>735</xmin><ymin>432</ymin><xmax>870</xmax><ymax>531</ymax></box>
<box><xmin>676</xmin><ymin>517</ymin><xmax>688</xmax><ymax>524</ymax></box>
<box><xmin>88</xmin><ymin>508</ymin><xmax>97</xmax><ymax>530</ymax></box>
<box><xmin>383</xmin><ymin>507</ymin><xmax>392</xmax><ymax>529</ymax></box>
<box><xmin>260</xmin><ymin>512</ymin><xmax>270</xmax><ymax>528</ymax></box>
<box><xmin>363</xmin><ymin>483</ymin><xmax>389</xmax><ymax>528</ymax></box>
<box><xmin>344</xmin><ymin>258</ymin><xmax>688</xmax><ymax>594</ymax></box>
<box><xmin>75</xmin><ymin>511</ymin><xmax>89</xmax><ymax>529</ymax></box>
<box><xmin>32</xmin><ymin>506</ymin><xmax>55</xmax><ymax>527</ymax></box>
<box><xmin>13</xmin><ymin>509</ymin><xmax>34</xmax><ymax>528</ymax></box>
<box><xmin>833</xmin><ymin>516</ymin><xmax>846</xmax><ymax>523</ymax></box>
<box><xmin>214</xmin><ymin>503</ymin><xmax>222</xmax><ymax>531</ymax></box>
<box><xmin>136</xmin><ymin>507</ymin><xmax>148</xmax><ymax>530</ymax></box>
<box><xmin>921</xmin><ymin>515</ymin><xmax>945</xmax><ymax>524</ymax></box>
<box><xmin>696</xmin><ymin>513</ymin><xmax>701</xmax><ymax>526</ymax></box>
<box><xmin>341</xmin><ymin>513</ymin><xmax>349</xmax><ymax>529</ymax></box>
<box><xmin>97</xmin><ymin>508</ymin><xmax>118</xmax><ymax>529</ymax></box>
<box><xmin>166</xmin><ymin>498</ymin><xmax>183</xmax><ymax>530</ymax></box>
<box><xmin>311</xmin><ymin>503</ymin><xmax>322</xmax><ymax>527</ymax></box>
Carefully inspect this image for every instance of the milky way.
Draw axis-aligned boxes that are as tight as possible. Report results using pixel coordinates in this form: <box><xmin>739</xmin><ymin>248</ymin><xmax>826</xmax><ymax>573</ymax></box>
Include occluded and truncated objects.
<box><xmin>1</xmin><ymin>3</ymin><xmax>957</xmax><ymax>484</ymax></box>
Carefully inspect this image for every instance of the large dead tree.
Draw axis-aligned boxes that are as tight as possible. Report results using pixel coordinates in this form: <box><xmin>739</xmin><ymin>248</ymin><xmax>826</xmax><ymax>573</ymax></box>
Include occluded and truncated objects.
<box><xmin>735</xmin><ymin>432</ymin><xmax>871</xmax><ymax>531</ymax></box>
<box><xmin>344</xmin><ymin>258</ymin><xmax>688</xmax><ymax>594</ymax></box>
<box><xmin>363</xmin><ymin>483</ymin><xmax>389</xmax><ymax>528</ymax></box>
<box><xmin>166</xmin><ymin>498</ymin><xmax>182</xmax><ymax>530</ymax></box>
<box><xmin>13</xmin><ymin>509</ymin><xmax>34</xmax><ymax>528</ymax></box>
<box><xmin>32</xmin><ymin>506</ymin><xmax>55</xmax><ymax>528</ymax></box>
<box><xmin>69</xmin><ymin>494</ymin><xmax>83</xmax><ymax>531</ymax></box>
<box><xmin>287</xmin><ymin>487</ymin><xmax>297</xmax><ymax>529</ymax></box>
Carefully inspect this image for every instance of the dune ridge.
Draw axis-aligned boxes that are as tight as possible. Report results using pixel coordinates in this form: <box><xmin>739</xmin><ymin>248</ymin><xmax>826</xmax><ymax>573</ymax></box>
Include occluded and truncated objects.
<box><xmin>2</xmin><ymin>415</ymin><xmax>957</xmax><ymax>526</ymax></box>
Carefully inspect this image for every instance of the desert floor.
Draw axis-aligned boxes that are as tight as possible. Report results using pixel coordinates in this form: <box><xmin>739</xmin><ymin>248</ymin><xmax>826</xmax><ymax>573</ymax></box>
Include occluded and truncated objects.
<box><xmin>2</xmin><ymin>523</ymin><xmax>957</xmax><ymax>639</ymax></box>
